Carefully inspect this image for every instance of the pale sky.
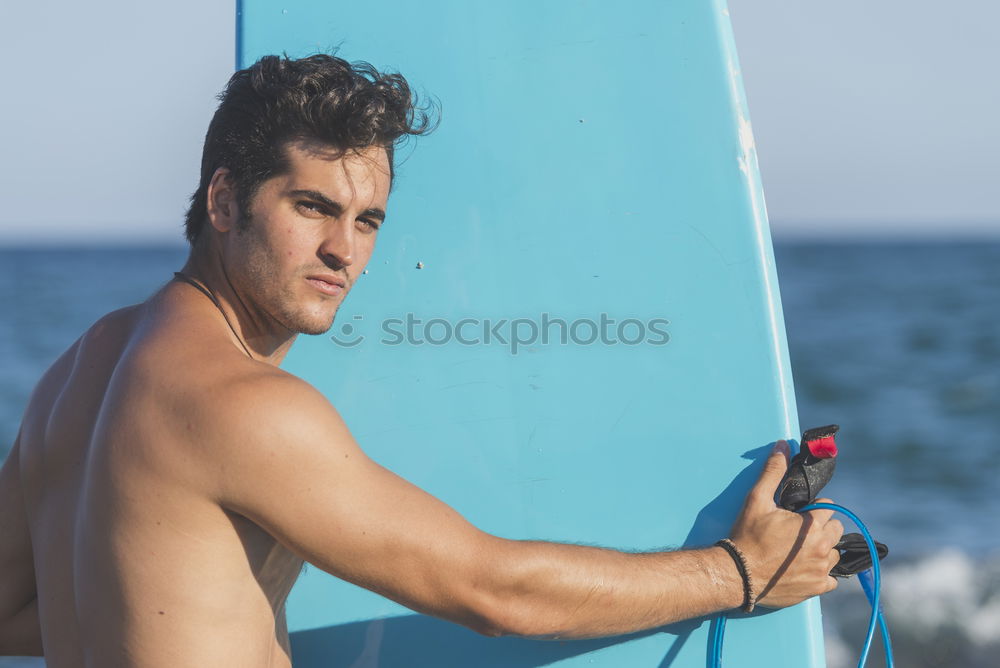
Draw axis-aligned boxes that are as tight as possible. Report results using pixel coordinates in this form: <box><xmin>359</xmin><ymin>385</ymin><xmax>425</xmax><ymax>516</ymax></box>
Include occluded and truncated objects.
<box><xmin>0</xmin><ymin>1</ymin><xmax>996</xmax><ymax>244</ymax></box>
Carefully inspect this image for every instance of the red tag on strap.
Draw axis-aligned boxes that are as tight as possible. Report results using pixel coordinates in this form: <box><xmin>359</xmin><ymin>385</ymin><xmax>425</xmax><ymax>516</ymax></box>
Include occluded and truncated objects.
<box><xmin>806</xmin><ymin>435</ymin><xmax>838</xmax><ymax>458</ymax></box>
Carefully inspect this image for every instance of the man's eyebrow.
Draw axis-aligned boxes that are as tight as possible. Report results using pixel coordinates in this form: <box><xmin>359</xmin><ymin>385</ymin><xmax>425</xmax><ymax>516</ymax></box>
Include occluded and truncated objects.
<box><xmin>289</xmin><ymin>189</ymin><xmax>343</xmax><ymax>215</ymax></box>
<box><xmin>289</xmin><ymin>189</ymin><xmax>386</xmax><ymax>221</ymax></box>
<box><xmin>361</xmin><ymin>207</ymin><xmax>386</xmax><ymax>222</ymax></box>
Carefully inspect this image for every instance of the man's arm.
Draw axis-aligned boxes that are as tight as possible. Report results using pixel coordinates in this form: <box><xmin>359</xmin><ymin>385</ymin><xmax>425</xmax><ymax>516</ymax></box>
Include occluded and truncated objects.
<box><xmin>200</xmin><ymin>374</ymin><xmax>841</xmax><ymax>639</ymax></box>
<box><xmin>0</xmin><ymin>435</ymin><xmax>43</xmax><ymax>656</ymax></box>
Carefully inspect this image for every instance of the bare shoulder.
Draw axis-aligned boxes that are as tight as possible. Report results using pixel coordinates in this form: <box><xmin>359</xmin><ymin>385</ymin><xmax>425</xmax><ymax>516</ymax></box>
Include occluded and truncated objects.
<box><xmin>204</xmin><ymin>366</ymin><xmax>350</xmax><ymax>450</ymax></box>
<box><xmin>40</xmin><ymin>304</ymin><xmax>140</xmax><ymax>376</ymax></box>
<box><xmin>20</xmin><ymin>304</ymin><xmax>142</xmax><ymax>431</ymax></box>
<box><xmin>188</xmin><ymin>364</ymin><xmax>363</xmax><ymax>500</ymax></box>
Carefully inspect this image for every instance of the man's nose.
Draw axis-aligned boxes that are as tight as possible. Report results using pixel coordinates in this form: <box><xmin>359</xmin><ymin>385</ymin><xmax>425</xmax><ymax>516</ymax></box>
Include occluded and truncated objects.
<box><xmin>318</xmin><ymin>219</ymin><xmax>354</xmax><ymax>268</ymax></box>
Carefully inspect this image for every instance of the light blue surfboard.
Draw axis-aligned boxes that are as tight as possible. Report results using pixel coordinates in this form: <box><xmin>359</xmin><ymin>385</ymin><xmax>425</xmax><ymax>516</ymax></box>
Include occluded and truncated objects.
<box><xmin>238</xmin><ymin>1</ymin><xmax>825</xmax><ymax>666</ymax></box>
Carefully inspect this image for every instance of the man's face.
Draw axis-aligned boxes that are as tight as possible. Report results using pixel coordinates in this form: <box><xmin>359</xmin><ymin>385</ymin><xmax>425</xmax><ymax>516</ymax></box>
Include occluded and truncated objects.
<box><xmin>227</xmin><ymin>140</ymin><xmax>391</xmax><ymax>336</ymax></box>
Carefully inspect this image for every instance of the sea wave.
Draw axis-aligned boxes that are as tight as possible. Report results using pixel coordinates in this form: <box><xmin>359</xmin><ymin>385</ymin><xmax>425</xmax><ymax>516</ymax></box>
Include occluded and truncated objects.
<box><xmin>824</xmin><ymin>548</ymin><xmax>1000</xmax><ymax>668</ymax></box>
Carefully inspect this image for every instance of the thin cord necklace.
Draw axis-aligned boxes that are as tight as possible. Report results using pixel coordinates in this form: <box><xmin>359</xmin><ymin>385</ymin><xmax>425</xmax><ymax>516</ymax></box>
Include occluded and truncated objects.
<box><xmin>172</xmin><ymin>271</ymin><xmax>255</xmax><ymax>360</ymax></box>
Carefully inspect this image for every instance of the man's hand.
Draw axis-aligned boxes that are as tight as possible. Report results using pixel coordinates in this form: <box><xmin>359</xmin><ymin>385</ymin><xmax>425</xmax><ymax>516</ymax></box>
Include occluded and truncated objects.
<box><xmin>728</xmin><ymin>440</ymin><xmax>844</xmax><ymax>609</ymax></box>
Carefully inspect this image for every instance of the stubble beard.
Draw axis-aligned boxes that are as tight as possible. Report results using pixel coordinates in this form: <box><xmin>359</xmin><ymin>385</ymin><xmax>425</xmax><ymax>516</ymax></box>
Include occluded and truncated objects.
<box><xmin>236</xmin><ymin>218</ymin><xmax>346</xmax><ymax>337</ymax></box>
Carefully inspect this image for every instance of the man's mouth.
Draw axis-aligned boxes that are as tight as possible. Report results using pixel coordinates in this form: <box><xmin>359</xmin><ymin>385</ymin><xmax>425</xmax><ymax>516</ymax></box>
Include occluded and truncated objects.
<box><xmin>306</xmin><ymin>274</ymin><xmax>346</xmax><ymax>296</ymax></box>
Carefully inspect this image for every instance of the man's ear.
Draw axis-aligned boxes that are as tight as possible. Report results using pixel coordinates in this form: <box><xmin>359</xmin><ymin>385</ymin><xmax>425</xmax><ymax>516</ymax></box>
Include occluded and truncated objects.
<box><xmin>206</xmin><ymin>167</ymin><xmax>239</xmax><ymax>234</ymax></box>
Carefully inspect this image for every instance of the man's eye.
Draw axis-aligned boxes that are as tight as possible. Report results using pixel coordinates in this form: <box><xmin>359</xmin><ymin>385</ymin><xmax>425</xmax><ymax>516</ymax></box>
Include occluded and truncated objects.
<box><xmin>297</xmin><ymin>201</ymin><xmax>325</xmax><ymax>216</ymax></box>
<box><xmin>357</xmin><ymin>218</ymin><xmax>380</xmax><ymax>232</ymax></box>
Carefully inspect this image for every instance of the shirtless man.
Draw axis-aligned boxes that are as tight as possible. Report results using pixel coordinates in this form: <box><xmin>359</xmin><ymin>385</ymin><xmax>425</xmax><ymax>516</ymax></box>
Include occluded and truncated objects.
<box><xmin>0</xmin><ymin>54</ymin><xmax>843</xmax><ymax>667</ymax></box>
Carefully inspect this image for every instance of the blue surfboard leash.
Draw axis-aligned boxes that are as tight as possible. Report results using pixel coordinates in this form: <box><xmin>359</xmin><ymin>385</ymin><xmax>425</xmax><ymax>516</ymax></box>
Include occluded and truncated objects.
<box><xmin>708</xmin><ymin>426</ymin><xmax>895</xmax><ymax>668</ymax></box>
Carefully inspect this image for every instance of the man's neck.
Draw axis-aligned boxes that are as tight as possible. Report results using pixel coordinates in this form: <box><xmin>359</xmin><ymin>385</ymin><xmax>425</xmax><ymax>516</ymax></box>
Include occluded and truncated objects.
<box><xmin>176</xmin><ymin>247</ymin><xmax>297</xmax><ymax>367</ymax></box>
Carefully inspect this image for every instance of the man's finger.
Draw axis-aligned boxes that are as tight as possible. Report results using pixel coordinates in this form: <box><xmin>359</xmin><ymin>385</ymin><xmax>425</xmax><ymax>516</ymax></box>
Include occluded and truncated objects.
<box><xmin>747</xmin><ymin>440</ymin><xmax>790</xmax><ymax>508</ymax></box>
<box><xmin>803</xmin><ymin>497</ymin><xmax>836</xmax><ymax>524</ymax></box>
<box><xmin>824</xmin><ymin>518</ymin><xmax>845</xmax><ymax>545</ymax></box>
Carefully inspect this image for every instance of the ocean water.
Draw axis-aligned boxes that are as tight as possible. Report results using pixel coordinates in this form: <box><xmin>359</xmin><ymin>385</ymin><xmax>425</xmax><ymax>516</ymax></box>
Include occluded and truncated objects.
<box><xmin>776</xmin><ymin>241</ymin><xmax>1000</xmax><ymax>668</ymax></box>
<box><xmin>1</xmin><ymin>240</ymin><xmax>997</xmax><ymax>667</ymax></box>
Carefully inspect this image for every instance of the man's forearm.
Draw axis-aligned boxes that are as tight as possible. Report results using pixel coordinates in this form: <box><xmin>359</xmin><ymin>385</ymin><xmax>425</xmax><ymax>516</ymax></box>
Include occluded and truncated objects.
<box><xmin>480</xmin><ymin>539</ymin><xmax>743</xmax><ymax>639</ymax></box>
<box><xmin>469</xmin><ymin>443</ymin><xmax>841</xmax><ymax>639</ymax></box>
<box><xmin>0</xmin><ymin>597</ymin><xmax>43</xmax><ymax>656</ymax></box>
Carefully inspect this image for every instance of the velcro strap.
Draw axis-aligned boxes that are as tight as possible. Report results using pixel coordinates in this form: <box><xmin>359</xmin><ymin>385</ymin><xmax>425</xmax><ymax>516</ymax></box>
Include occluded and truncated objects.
<box><xmin>831</xmin><ymin>532</ymin><xmax>889</xmax><ymax>578</ymax></box>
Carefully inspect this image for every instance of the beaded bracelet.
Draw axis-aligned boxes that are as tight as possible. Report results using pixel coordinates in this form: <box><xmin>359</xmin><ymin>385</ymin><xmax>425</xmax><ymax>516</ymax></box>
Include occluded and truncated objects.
<box><xmin>715</xmin><ymin>538</ymin><xmax>757</xmax><ymax>613</ymax></box>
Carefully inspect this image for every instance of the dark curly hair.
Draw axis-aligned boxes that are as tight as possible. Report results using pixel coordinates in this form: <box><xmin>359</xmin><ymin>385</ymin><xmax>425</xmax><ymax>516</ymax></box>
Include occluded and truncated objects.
<box><xmin>184</xmin><ymin>54</ymin><xmax>434</xmax><ymax>245</ymax></box>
